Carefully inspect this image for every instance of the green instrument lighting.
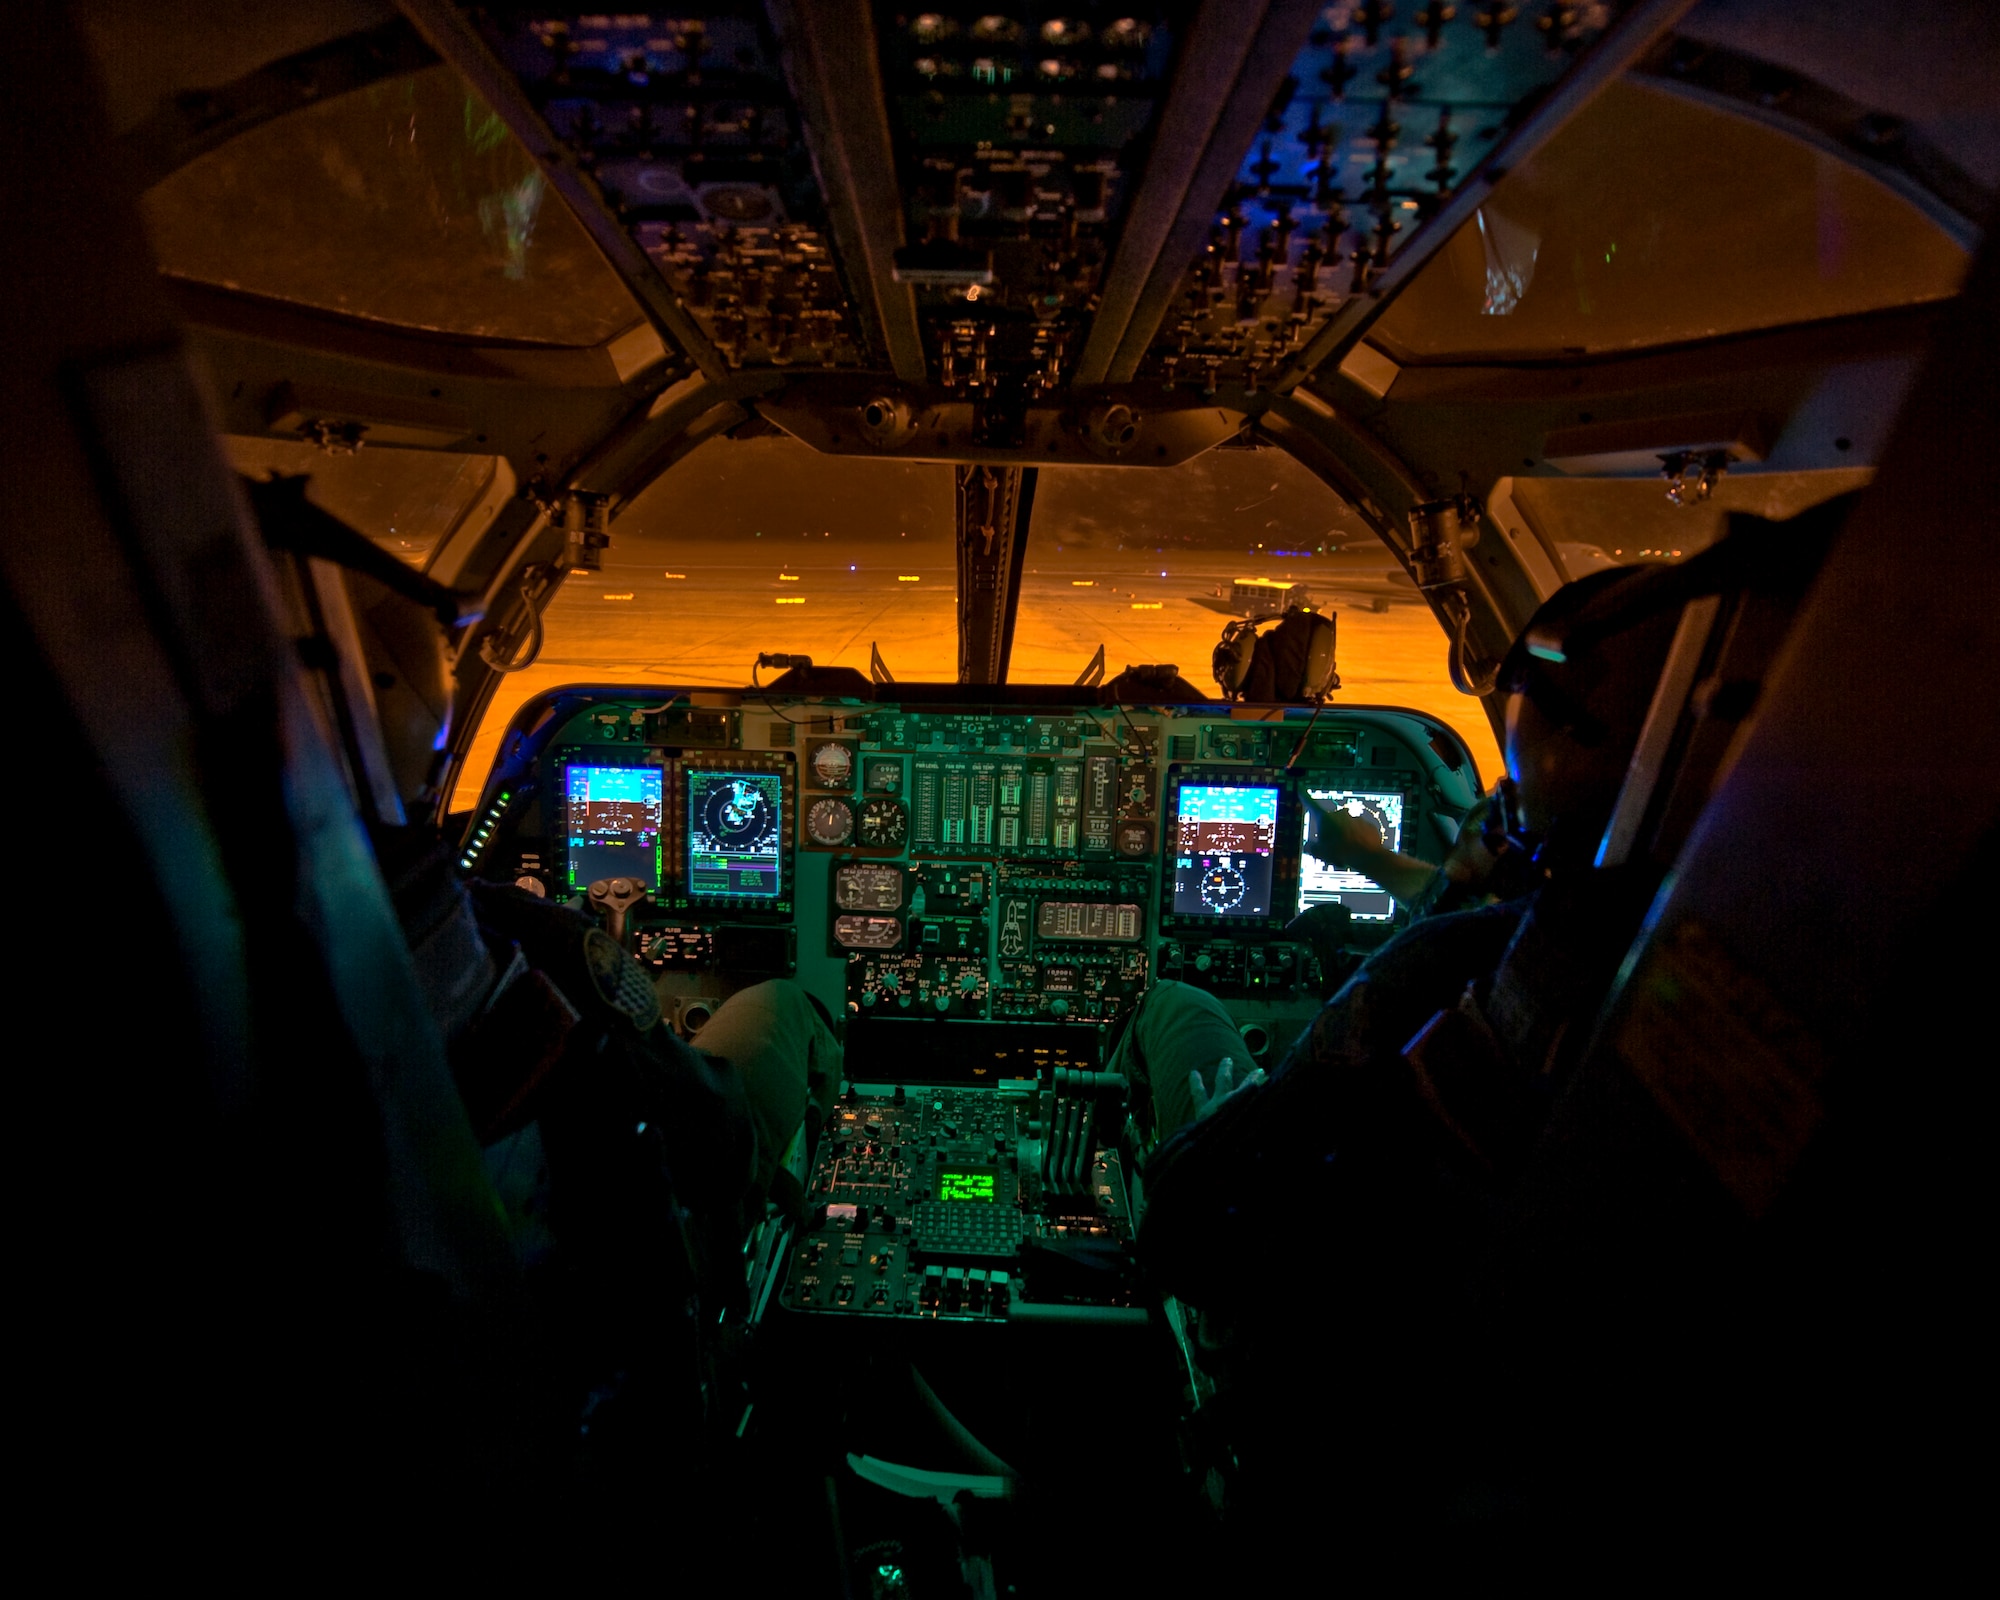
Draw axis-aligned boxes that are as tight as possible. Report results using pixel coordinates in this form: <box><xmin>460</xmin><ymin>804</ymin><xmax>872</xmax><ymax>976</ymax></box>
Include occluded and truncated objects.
<box><xmin>939</xmin><ymin>1171</ymin><xmax>996</xmax><ymax>1202</ymax></box>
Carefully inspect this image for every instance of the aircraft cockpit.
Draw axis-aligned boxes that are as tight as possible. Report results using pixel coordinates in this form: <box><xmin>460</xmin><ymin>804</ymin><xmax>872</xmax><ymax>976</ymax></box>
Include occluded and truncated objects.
<box><xmin>13</xmin><ymin>0</ymin><xmax>1999</xmax><ymax>1585</ymax></box>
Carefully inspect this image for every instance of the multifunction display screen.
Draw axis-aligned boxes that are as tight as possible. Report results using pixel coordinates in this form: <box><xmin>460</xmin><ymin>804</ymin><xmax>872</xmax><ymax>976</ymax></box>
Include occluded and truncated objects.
<box><xmin>686</xmin><ymin>770</ymin><xmax>784</xmax><ymax>899</ymax></box>
<box><xmin>1171</xmin><ymin>784</ymin><xmax>1280</xmax><ymax>918</ymax></box>
<box><xmin>1300</xmin><ymin>789</ymin><xmax>1404</xmax><ymax>922</ymax></box>
<box><xmin>565</xmin><ymin>765</ymin><xmax>663</xmax><ymax>892</ymax></box>
<box><xmin>938</xmin><ymin>1170</ymin><xmax>998</xmax><ymax>1203</ymax></box>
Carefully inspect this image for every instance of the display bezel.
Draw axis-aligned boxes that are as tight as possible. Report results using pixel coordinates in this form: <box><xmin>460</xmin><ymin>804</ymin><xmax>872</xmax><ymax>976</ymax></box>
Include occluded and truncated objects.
<box><xmin>1158</xmin><ymin>766</ymin><xmax>1302</xmax><ymax>931</ymax></box>
<box><xmin>675</xmin><ymin>752</ymin><xmax>796</xmax><ymax>913</ymax></box>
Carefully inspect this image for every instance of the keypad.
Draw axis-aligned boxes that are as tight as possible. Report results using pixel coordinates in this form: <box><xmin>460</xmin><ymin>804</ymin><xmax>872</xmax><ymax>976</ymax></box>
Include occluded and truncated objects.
<box><xmin>914</xmin><ymin>1202</ymin><xmax>1024</xmax><ymax>1258</ymax></box>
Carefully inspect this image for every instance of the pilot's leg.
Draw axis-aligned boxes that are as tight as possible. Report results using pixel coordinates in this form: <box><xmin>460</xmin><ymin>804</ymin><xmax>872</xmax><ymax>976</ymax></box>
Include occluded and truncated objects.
<box><xmin>1106</xmin><ymin>979</ymin><xmax>1246</xmax><ymax>1139</ymax></box>
<box><xmin>691</xmin><ymin>980</ymin><xmax>842</xmax><ymax>1209</ymax></box>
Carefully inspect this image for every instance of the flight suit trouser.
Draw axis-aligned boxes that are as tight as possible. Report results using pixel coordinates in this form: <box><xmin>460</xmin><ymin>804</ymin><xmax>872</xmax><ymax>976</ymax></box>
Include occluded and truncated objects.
<box><xmin>693</xmin><ymin>979</ymin><xmax>843</xmax><ymax>1210</ymax></box>
<box><xmin>1104</xmin><ymin>979</ymin><xmax>1247</xmax><ymax>1141</ymax></box>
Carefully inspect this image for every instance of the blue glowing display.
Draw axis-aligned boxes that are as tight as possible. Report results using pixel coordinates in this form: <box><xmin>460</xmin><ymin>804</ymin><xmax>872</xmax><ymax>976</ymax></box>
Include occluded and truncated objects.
<box><xmin>566</xmin><ymin>765</ymin><xmax>663</xmax><ymax>891</ymax></box>
<box><xmin>687</xmin><ymin>770</ymin><xmax>784</xmax><ymax>900</ymax></box>
<box><xmin>1171</xmin><ymin>784</ymin><xmax>1279</xmax><ymax>917</ymax></box>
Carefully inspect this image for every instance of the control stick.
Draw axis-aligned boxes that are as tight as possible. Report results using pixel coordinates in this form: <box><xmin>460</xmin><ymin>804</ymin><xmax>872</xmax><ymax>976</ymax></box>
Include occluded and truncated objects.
<box><xmin>587</xmin><ymin>876</ymin><xmax>649</xmax><ymax>944</ymax></box>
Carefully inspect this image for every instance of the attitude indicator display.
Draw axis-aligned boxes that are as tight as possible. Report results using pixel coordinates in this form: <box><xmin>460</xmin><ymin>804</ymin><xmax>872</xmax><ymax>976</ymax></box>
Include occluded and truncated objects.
<box><xmin>1171</xmin><ymin>784</ymin><xmax>1279</xmax><ymax>918</ymax></box>
<box><xmin>565</xmin><ymin>765</ymin><xmax>663</xmax><ymax>892</ymax></box>
<box><xmin>687</xmin><ymin>770</ymin><xmax>784</xmax><ymax>900</ymax></box>
<box><xmin>1300</xmin><ymin>789</ymin><xmax>1405</xmax><ymax>922</ymax></box>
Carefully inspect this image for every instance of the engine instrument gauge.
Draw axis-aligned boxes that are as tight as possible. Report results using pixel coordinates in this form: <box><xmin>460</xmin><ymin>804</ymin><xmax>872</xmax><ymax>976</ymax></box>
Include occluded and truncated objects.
<box><xmin>857</xmin><ymin>797</ymin><xmax>907</xmax><ymax>848</ymax></box>
<box><xmin>805</xmin><ymin>797</ymin><xmax>855</xmax><ymax>846</ymax></box>
<box><xmin>808</xmin><ymin>741</ymin><xmax>855</xmax><ymax>789</ymax></box>
<box><xmin>833</xmin><ymin>915</ymin><xmax>901</xmax><ymax>950</ymax></box>
<box><xmin>834</xmin><ymin>863</ymin><xmax>904</xmax><ymax>910</ymax></box>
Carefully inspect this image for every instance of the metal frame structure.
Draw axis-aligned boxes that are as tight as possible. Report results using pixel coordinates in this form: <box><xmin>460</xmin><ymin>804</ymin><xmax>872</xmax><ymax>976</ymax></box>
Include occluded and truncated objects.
<box><xmin>99</xmin><ymin>0</ymin><xmax>1991</xmax><ymax>815</ymax></box>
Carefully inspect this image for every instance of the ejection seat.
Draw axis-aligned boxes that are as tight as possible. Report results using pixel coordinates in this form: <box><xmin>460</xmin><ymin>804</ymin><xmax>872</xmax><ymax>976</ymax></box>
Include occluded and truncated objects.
<box><xmin>1469</xmin><ymin>210</ymin><xmax>2000</xmax><ymax>1570</ymax></box>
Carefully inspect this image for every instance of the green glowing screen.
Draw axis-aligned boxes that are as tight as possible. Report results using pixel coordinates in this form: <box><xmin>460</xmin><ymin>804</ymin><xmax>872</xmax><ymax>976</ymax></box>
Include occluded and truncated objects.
<box><xmin>939</xmin><ymin>1171</ymin><xmax>997</xmax><ymax>1202</ymax></box>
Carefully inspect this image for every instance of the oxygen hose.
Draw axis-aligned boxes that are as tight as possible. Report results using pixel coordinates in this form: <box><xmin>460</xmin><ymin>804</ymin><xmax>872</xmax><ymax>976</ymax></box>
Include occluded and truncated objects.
<box><xmin>1445</xmin><ymin>591</ymin><xmax>1499</xmax><ymax>697</ymax></box>
<box><xmin>479</xmin><ymin>575</ymin><xmax>547</xmax><ymax>673</ymax></box>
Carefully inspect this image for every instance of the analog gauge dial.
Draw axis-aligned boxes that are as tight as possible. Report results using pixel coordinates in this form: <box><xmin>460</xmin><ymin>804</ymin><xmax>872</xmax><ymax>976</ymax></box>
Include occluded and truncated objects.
<box><xmin>809</xmin><ymin>741</ymin><xmax>854</xmax><ymax>789</ymax></box>
<box><xmin>863</xmin><ymin>758</ymin><xmax>903</xmax><ymax>794</ymax></box>
<box><xmin>834</xmin><ymin>863</ymin><xmax>904</xmax><ymax>911</ymax></box>
<box><xmin>1199</xmin><ymin>862</ymin><xmax>1246</xmax><ymax>913</ymax></box>
<box><xmin>832</xmin><ymin>915</ymin><xmax>902</xmax><ymax>950</ymax></box>
<box><xmin>857</xmin><ymin>797</ymin><xmax>907</xmax><ymax>849</ymax></box>
<box><xmin>805</xmin><ymin>797</ymin><xmax>855</xmax><ymax>847</ymax></box>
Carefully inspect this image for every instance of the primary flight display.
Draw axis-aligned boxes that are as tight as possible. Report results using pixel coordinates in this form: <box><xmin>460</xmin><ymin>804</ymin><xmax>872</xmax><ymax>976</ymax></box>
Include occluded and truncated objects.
<box><xmin>1171</xmin><ymin>784</ymin><xmax>1280</xmax><ymax>918</ymax></box>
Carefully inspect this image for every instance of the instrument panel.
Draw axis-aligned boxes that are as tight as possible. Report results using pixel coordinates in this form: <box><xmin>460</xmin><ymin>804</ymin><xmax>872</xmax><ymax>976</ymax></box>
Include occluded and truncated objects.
<box><xmin>461</xmin><ymin>689</ymin><xmax>1482</xmax><ymax>1323</ymax></box>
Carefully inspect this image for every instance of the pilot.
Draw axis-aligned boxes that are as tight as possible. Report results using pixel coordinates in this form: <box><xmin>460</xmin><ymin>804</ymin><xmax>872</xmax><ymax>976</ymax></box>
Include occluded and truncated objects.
<box><xmin>1094</xmin><ymin>564</ymin><xmax>1687</xmax><ymax>1560</ymax></box>
<box><xmin>1308</xmin><ymin>784</ymin><xmax>1504</xmax><ymax>916</ymax></box>
<box><xmin>1119</xmin><ymin>559</ymin><xmax>1684</xmax><ymax>1312</ymax></box>
<box><xmin>334</xmin><ymin>552</ymin><xmax>840</xmax><ymax>1479</ymax></box>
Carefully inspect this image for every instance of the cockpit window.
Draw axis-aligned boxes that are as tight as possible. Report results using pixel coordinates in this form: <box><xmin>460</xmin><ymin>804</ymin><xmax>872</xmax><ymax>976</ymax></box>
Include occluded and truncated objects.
<box><xmin>1019</xmin><ymin>450</ymin><xmax>1494</xmax><ymax>771</ymax></box>
<box><xmin>223</xmin><ymin>436</ymin><xmax>506</xmax><ymax>568</ymax></box>
<box><xmin>454</xmin><ymin>438</ymin><xmax>1504</xmax><ymax>811</ymax></box>
<box><xmin>457</xmin><ymin>436</ymin><xmax>959</xmax><ymax>806</ymax></box>
<box><xmin>1509</xmin><ymin>467</ymin><xmax>1876</xmax><ymax>580</ymax></box>
<box><xmin>1371</xmin><ymin>79</ymin><xmax>1970</xmax><ymax>364</ymax></box>
<box><xmin>142</xmin><ymin>63</ymin><xmax>641</xmax><ymax>346</ymax></box>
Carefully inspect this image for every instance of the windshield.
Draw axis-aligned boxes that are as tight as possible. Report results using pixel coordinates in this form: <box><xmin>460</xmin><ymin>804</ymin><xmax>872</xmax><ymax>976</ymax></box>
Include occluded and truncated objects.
<box><xmin>224</xmin><ymin>436</ymin><xmax>507</xmax><ymax>567</ymax></box>
<box><xmin>1019</xmin><ymin>450</ymin><xmax>1495</xmax><ymax>755</ymax></box>
<box><xmin>1507</xmin><ymin>467</ymin><xmax>1875</xmax><ymax>576</ymax></box>
<box><xmin>455</xmin><ymin>437</ymin><xmax>1506</xmax><ymax>810</ymax></box>
<box><xmin>1372</xmin><ymin>79</ymin><xmax>1969</xmax><ymax>363</ymax></box>
<box><xmin>457</xmin><ymin>437</ymin><xmax>959</xmax><ymax>803</ymax></box>
<box><xmin>143</xmin><ymin>62</ymin><xmax>641</xmax><ymax>346</ymax></box>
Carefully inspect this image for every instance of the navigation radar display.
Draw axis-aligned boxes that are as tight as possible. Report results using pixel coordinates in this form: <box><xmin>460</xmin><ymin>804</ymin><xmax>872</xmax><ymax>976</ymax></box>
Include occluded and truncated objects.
<box><xmin>1171</xmin><ymin>784</ymin><xmax>1279</xmax><ymax>918</ymax></box>
<box><xmin>1300</xmin><ymin>789</ymin><xmax>1405</xmax><ymax>922</ymax></box>
<box><xmin>687</xmin><ymin>770</ymin><xmax>784</xmax><ymax>899</ymax></box>
<box><xmin>566</xmin><ymin>765</ymin><xmax>664</xmax><ymax>892</ymax></box>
